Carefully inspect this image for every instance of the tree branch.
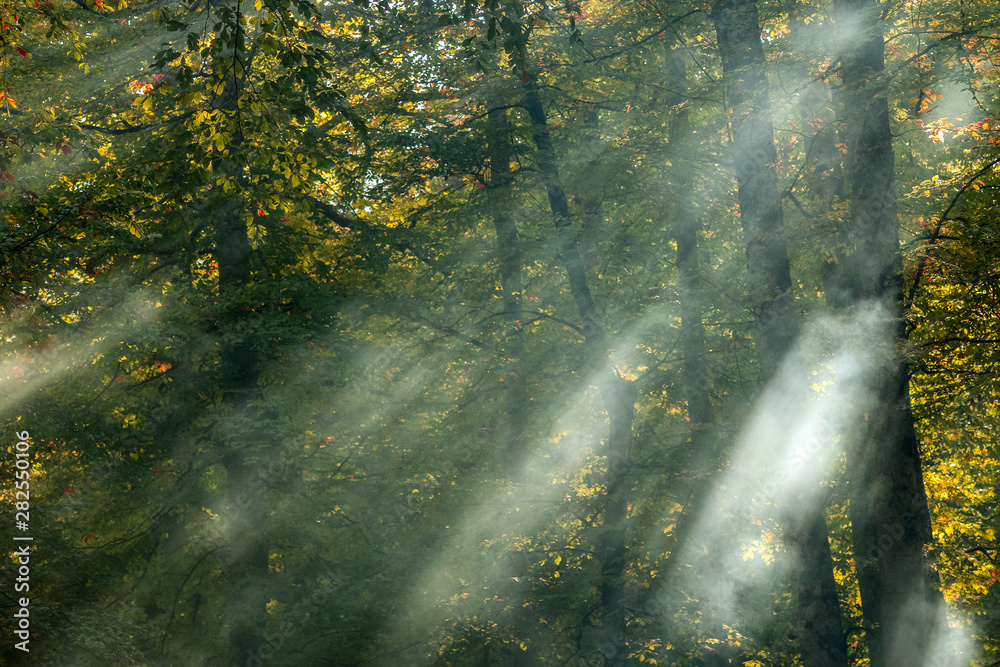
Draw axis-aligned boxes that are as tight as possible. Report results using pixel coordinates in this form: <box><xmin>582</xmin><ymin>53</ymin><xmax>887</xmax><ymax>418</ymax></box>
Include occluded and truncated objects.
<box><xmin>905</xmin><ymin>156</ymin><xmax>1000</xmax><ymax>315</ymax></box>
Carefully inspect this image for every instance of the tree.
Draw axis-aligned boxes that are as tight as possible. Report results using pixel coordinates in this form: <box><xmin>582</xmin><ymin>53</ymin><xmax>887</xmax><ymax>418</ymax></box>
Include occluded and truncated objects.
<box><xmin>833</xmin><ymin>0</ymin><xmax>948</xmax><ymax>664</ymax></box>
<box><xmin>711</xmin><ymin>0</ymin><xmax>849</xmax><ymax>663</ymax></box>
<box><xmin>5</xmin><ymin>0</ymin><xmax>1000</xmax><ymax>665</ymax></box>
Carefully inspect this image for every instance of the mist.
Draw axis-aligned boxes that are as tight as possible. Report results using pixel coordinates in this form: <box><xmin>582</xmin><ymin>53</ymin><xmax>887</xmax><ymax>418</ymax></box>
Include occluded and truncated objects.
<box><xmin>2</xmin><ymin>0</ymin><xmax>998</xmax><ymax>665</ymax></box>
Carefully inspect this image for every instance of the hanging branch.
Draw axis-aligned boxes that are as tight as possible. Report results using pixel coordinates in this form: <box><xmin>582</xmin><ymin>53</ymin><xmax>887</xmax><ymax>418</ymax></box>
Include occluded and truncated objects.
<box><xmin>904</xmin><ymin>155</ymin><xmax>1000</xmax><ymax>315</ymax></box>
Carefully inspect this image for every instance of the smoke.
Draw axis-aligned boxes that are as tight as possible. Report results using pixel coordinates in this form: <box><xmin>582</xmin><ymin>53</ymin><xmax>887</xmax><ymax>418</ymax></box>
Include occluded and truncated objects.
<box><xmin>642</xmin><ymin>302</ymin><xmax>974</xmax><ymax>659</ymax></box>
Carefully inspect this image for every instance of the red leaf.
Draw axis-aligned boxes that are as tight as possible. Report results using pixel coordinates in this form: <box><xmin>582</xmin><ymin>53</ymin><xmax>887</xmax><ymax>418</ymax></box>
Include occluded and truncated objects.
<box><xmin>17</xmin><ymin>47</ymin><xmax>27</xmax><ymax>57</ymax></box>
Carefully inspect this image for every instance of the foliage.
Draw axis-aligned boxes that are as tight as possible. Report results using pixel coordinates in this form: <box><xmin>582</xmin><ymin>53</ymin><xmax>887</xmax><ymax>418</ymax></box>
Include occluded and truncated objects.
<box><xmin>2</xmin><ymin>0</ymin><xmax>1000</xmax><ymax>665</ymax></box>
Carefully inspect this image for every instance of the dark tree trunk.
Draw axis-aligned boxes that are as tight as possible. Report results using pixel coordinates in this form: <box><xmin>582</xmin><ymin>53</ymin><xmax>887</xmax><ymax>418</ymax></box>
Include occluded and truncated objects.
<box><xmin>487</xmin><ymin>96</ymin><xmax>540</xmax><ymax>665</ymax></box>
<box><xmin>711</xmin><ymin>1</ymin><xmax>849</xmax><ymax>665</ymax></box>
<box><xmin>522</xmin><ymin>80</ymin><xmax>634</xmax><ymax>667</ymax></box>
<box><xmin>664</xmin><ymin>42</ymin><xmax>729</xmax><ymax>667</ymax></box>
<box><xmin>522</xmin><ymin>83</ymin><xmax>601</xmax><ymax>343</ymax></box>
<box><xmin>216</xmin><ymin>188</ymin><xmax>270</xmax><ymax>667</ymax></box>
<box><xmin>574</xmin><ymin>106</ymin><xmax>606</xmax><ymax>271</ymax></box>
<box><xmin>487</xmin><ymin>100</ymin><xmax>530</xmax><ymax>485</ymax></box>
<box><xmin>786</xmin><ymin>8</ymin><xmax>882</xmax><ymax>664</ymax></box>
<box><xmin>211</xmin><ymin>11</ymin><xmax>270</xmax><ymax>665</ymax></box>
<box><xmin>832</xmin><ymin>1</ymin><xmax>944</xmax><ymax>665</ymax></box>
<box><xmin>665</xmin><ymin>47</ymin><xmax>714</xmax><ymax>440</ymax></box>
<box><xmin>710</xmin><ymin>0</ymin><xmax>797</xmax><ymax>378</ymax></box>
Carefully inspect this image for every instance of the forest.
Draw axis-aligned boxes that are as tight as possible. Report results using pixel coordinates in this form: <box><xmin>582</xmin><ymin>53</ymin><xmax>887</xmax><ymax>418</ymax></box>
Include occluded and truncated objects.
<box><xmin>1</xmin><ymin>0</ymin><xmax>999</xmax><ymax>664</ymax></box>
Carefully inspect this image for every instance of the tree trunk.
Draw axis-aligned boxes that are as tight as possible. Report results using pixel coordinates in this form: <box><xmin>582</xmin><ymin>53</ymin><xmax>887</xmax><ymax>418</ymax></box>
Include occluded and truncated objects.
<box><xmin>832</xmin><ymin>1</ymin><xmax>944</xmax><ymax>664</ymax></box>
<box><xmin>664</xmin><ymin>42</ymin><xmax>729</xmax><ymax>667</ymax></box>
<box><xmin>665</xmin><ymin>47</ymin><xmax>714</xmax><ymax>441</ymax></box>
<box><xmin>216</xmin><ymin>193</ymin><xmax>270</xmax><ymax>666</ymax></box>
<box><xmin>522</xmin><ymin>80</ymin><xmax>634</xmax><ymax>667</ymax></box>
<box><xmin>487</xmin><ymin>100</ymin><xmax>530</xmax><ymax>485</ymax></box>
<box><xmin>487</xmin><ymin>96</ymin><xmax>539</xmax><ymax>664</ymax></box>
<box><xmin>785</xmin><ymin>7</ymin><xmax>883</xmax><ymax>664</ymax></box>
<box><xmin>711</xmin><ymin>1</ymin><xmax>849</xmax><ymax>665</ymax></box>
<box><xmin>210</xmin><ymin>10</ymin><xmax>270</xmax><ymax>665</ymax></box>
<box><xmin>574</xmin><ymin>106</ymin><xmax>606</xmax><ymax>272</ymax></box>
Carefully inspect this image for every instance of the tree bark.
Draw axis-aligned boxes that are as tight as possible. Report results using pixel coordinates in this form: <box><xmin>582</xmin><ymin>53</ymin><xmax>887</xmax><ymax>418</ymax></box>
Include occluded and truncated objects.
<box><xmin>711</xmin><ymin>1</ymin><xmax>849</xmax><ymax>665</ymax></box>
<box><xmin>487</xmin><ymin>95</ymin><xmax>540</xmax><ymax>665</ymax></box>
<box><xmin>574</xmin><ymin>106</ymin><xmax>606</xmax><ymax>271</ymax></box>
<box><xmin>487</xmin><ymin>100</ymin><xmax>530</xmax><ymax>485</ymax></box>
<box><xmin>216</xmin><ymin>194</ymin><xmax>270</xmax><ymax>667</ymax></box>
<box><xmin>665</xmin><ymin>47</ymin><xmax>714</xmax><ymax>440</ymax></box>
<box><xmin>664</xmin><ymin>42</ymin><xmax>729</xmax><ymax>667</ymax></box>
<box><xmin>210</xmin><ymin>8</ymin><xmax>270</xmax><ymax>664</ymax></box>
<box><xmin>522</xmin><ymin>80</ymin><xmax>634</xmax><ymax>667</ymax></box>
<box><xmin>832</xmin><ymin>1</ymin><xmax>944</xmax><ymax>664</ymax></box>
<box><xmin>786</xmin><ymin>7</ymin><xmax>882</xmax><ymax>663</ymax></box>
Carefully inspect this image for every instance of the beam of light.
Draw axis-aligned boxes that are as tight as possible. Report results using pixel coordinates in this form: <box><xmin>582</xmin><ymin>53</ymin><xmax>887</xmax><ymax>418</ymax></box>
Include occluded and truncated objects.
<box><xmin>360</xmin><ymin>291</ymin><xmax>701</xmax><ymax>661</ymax></box>
<box><xmin>0</xmin><ymin>287</ymin><xmax>164</xmax><ymax>417</ymax></box>
<box><xmin>641</xmin><ymin>301</ymin><xmax>975</xmax><ymax>662</ymax></box>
